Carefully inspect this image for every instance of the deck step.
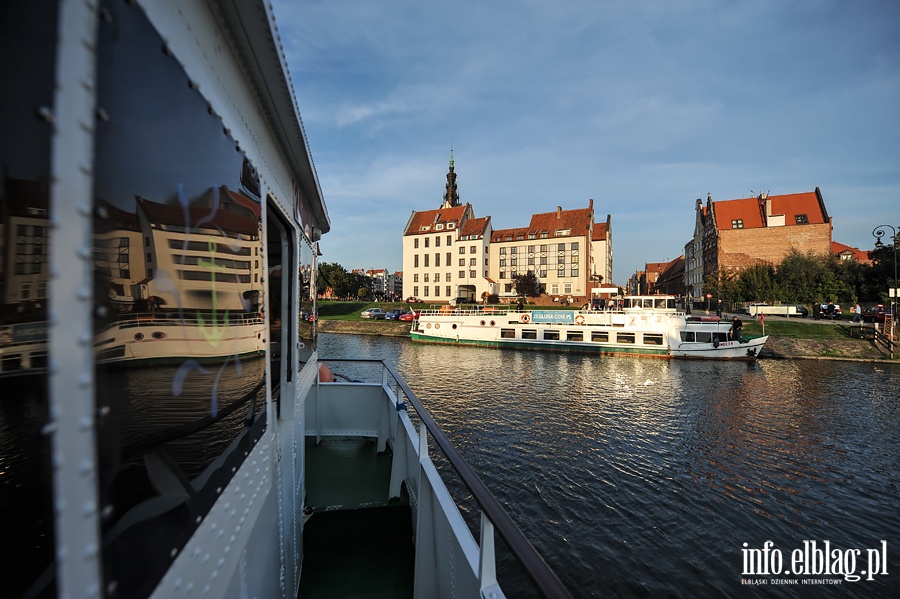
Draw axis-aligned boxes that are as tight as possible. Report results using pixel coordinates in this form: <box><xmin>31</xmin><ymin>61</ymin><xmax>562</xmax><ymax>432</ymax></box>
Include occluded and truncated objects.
<box><xmin>298</xmin><ymin>504</ymin><xmax>414</xmax><ymax>598</ymax></box>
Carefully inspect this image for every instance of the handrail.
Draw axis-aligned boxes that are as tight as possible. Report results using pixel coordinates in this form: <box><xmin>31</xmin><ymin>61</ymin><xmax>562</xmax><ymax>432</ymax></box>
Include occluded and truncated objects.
<box><xmin>320</xmin><ymin>358</ymin><xmax>572</xmax><ymax>598</ymax></box>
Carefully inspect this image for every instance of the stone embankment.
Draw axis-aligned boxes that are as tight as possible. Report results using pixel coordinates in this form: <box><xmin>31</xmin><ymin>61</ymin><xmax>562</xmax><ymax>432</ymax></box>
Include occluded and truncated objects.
<box><xmin>318</xmin><ymin>320</ymin><xmax>411</xmax><ymax>337</ymax></box>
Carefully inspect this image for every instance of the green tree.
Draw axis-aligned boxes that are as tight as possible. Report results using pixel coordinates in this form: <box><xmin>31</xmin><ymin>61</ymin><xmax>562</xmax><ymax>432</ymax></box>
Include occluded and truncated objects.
<box><xmin>738</xmin><ymin>264</ymin><xmax>777</xmax><ymax>303</ymax></box>
<box><xmin>512</xmin><ymin>272</ymin><xmax>542</xmax><ymax>297</ymax></box>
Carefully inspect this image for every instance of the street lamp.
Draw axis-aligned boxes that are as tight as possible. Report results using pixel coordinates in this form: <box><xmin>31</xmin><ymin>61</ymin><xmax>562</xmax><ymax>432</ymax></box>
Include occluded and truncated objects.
<box><xmin>873</xmin><ymin>224</ymin><xmax>898</xmax><ymax>321</ymax></box>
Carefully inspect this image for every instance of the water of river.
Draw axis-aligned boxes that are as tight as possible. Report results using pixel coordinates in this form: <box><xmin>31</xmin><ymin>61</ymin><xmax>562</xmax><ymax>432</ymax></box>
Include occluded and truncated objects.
<box><xmin>318</xmin><ymin>333</ymin><xmax>900</xmax><ymax>598</ymax></box>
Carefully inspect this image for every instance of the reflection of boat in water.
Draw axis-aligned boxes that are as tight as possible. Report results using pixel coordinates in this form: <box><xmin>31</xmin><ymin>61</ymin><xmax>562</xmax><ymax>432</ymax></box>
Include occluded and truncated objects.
<box><xmin>0</xmin><ymin>321</ymin><xmax>49</xmax><ymax>377</ymax></box>
<box><xmin>2</xmin><ymin>1</ymin><xmax>568</xmax><ymax>597</ymax></box>
<box><xmin>412</xmin><ymin>295</ymin><xmax>768</xmax><ymax>360</ymax></box>
<box><xmin>94</xmin><ymin>312</ymin><xmax>265</xmax><ymax>364</ymax></box>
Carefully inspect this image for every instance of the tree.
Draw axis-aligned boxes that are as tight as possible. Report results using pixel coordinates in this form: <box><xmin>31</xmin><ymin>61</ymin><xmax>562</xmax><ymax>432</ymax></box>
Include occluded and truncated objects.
<box><xmin>512</xmin><ymin>272</ymin><xmax>542</xmax><ymax>297</ymax></box>
<box><xmin>739</xmin><ymin>263</ymin><xmax>778</xmax><ymax>303</ymax></box>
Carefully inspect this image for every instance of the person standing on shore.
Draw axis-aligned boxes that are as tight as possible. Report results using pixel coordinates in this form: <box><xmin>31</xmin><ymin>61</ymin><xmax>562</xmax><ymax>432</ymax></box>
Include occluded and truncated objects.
<box><xmin>853</xmin><ymin>302</ymin><xmax>862</xmax><ymax>323</ymax></box>
<box><xmin>813</xmin><ymin>302</ymin><xmax>821</xmax><ymax>321</ymax></box>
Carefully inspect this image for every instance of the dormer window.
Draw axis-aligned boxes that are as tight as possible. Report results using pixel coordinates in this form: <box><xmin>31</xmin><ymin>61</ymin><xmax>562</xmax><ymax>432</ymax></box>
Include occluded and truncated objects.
<box><xmin>795</xmin><ymin>214</ymin><xmax>809</xmax><ymax>224</ymax></box>
<box><xmin>556</xmin><ymin>229</ymin><xmax>570</xmax><ymax>236</ymax></box>
<box><xmin>420</xmin><ymin>225</ymin><xmax>430</xmax><ymax>231</ymax></box>
<box><xmin>435</xmin><ymin>223</ymin><xmax>444</xmax><ymax>230</ymax></box>
<box><xmin>447</xmin><ymin>223</ymin><xmax>455</xmax><ymax>229</ymax></box>
<box><xmin>731</xmin><ymin>219</ymin><xmax>744</xmax><ymax>229</ymax></box>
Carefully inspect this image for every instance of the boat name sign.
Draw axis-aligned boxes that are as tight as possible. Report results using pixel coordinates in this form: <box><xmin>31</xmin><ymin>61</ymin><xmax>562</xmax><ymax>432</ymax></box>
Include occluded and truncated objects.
<box><xmin>531</xmin><ymin>310</ymin><xmax>575</xmax><ymax>324</ymax></box>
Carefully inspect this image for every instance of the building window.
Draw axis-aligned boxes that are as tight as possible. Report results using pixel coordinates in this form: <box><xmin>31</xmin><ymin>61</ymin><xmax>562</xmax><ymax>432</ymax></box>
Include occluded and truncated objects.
<box><xmin>413</xmin><ymin>274</ymin><xmax>419</xmax><ymax>282</ymax></box>
<box><xmin>558</xmin><ymin>268</ymin><xmax>565</xmax><ymax>277</ymax></box>
<box><xmin>414</xmin><ymin>238</ymin><xmax>419</xmax><ymax>249</ymax></box>
<box><xmin>500</xmin><ymin>247</ymin><xmax>506</xmax><ymax>254</ymax></box>
<box><xmin>540</xmin><ymin>256</ymin><xmax>547</xmax><ymax>265</ymax></box>
<box><xmin>424</xmin><ymin>273</ymin><xmax>429</xmax><ymax>282</ymax></box>
<box><xmin>424</xmin><ymin>255</ymin><xmax>430</xmax><ymax>267</ymax></box>
<box><xmin>540</xmin><ymin>244</ymin><xmax>547</xmax><ymax>252</ymax></box>
<box><xmin>446</xmin><ymin>286</ymin><xmax>451</xmax><ymax>296</ymax></box>
<box><xmin>731</xmin><ymin>219</ymin><xmax>743</xmax><ymax>229</ymax></box>
<box><xmin>571</xmin><ymin>242</ymin><xmax>579</xmax><ymax>251</ymax></box>
<box><xmin>425</xmin><ymin>237</ymin><xmax>429</xmax><ymax>247</ymax></box>
<box><xmin>447</xmin><ymin>235</ymin><xmax>452</xmax><ymax>244</ymax></box>
<box><xmin>558</xmin><ymin>243</ymin><xmax>565</xmax><ymax>251</ymax></box>
<box><xmin>795</xmin><ymin>214</ymin><xmax>809</xmax><ymax>224</ymax></box>
<box><xmin>446</xmin><ymin>252</ymin><xmax>451</xmax><ymax>264</ymax></box>
<box><xmin>414</xmin><ymin>285</ymin><xmax>419</xmax><ymax>296</ymax></box>
<box><xmin>470</xmin><ymin>258</ymin><xmax>477</xmax><ymax>266</ymax></box>
<box><xmin>435</xmin><ymin>253</ymin><xmax>441</xmax><ymax>267</ymax></box>
<box><xmin>470</xmin><ymin>270</ymin><xmax>476</xmax><ymax>278</ymax></box>
<box><xmin>435</xmin><ymin>273</ymin><xmax>440</xmax><ymax>282</ymax></box>
<box><xmin>510</xmin><ymin>258</ymin><xmax>517</xmax><ymax>266</ymax></box>
<box><xmin>499</xmin><ymin>271</ymin><xmax>506</xmax><ymax>279</ymax></box>
<box><xmin>528</xmin><ymin>245</ymin><xmax>535</xmax><ymax>252</ymax></box>
<box><xmin>540</xmin><ymin>270</ymin><xmax>547</xmax><ymax>278</ymax></box>
<box><xmin>510</xmin><ymin>247</ymin><xmax>517</xmax><ymax>254</ymax></box>
<box><xmin>459</xmin><ymin>270</ymin><xmax>465</xmax><ymax>278</ymax></box>
<box><xmin>460</xmin><ymin>258</ymin><xmax>466</xmax><ymax>266</ymax></box>
<box><xmin>528</xmin><ymin>257</ymin><xmax>535</xmax><ymax>265</ymax></box>
<box><xmin>470</xmin><ymin>245</ymin><xmax>476</xmax><ymax>254</ymax></box>
<box><xmin>571</xmin><ymin>268</ymin><xmax>579</xmax><ymax>277</ymax></box>
<box><xmin>564</xmin><ymin>283</ymin><xmax>572</xmax><ymax>294</ymax></box>
<box><xmin>447</xmin><ymin>223</ymin><xmax>454</xmax><ymax>229</ymax></box>
<box><xmin>414</xmin><ymin>255</ymin><xmax>419</xmax><ymax>267</ymax></box>
<box><xmin>500</xmin><ymin>259</ymin><xmax>506</xmax><ymax>267</ymax></box>
<box><xmin>435</xmin><ymin>236</ymin><xmax>441</xmax><ymax>246</ymax></box>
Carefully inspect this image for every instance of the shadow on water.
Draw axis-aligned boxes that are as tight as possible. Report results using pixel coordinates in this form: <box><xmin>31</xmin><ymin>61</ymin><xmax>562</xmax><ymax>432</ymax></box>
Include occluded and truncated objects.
<box><xmin>320</xmin><ymin>334</ymin><xmax>900</xmax><ymax>598</ymax></box>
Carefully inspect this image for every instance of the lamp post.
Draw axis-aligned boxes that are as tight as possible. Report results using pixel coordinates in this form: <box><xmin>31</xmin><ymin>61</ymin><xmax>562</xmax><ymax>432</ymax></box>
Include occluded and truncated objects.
<box><xmin>873</xmin><ymin>224</ymin><xmax>898</xmax><ymax>327</ymax></box>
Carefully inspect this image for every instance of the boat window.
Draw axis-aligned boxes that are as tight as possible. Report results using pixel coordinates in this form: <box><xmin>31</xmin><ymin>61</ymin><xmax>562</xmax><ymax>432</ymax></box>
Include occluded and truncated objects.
<box><xmin>1</xmin><ymin>1</ymin><xmax>58</xmax><ymax>593</ymax></box>
<box><xmin>268</xmin><ymin>199</ymin><xmax>294</xmax><ymax>402</ymax></box>
<box><xmin>680</xmin><ymin>332</ymin><xmax>696</xmax><ymax>342</ymax></box>
<box><xmin>666</xmin><ymin>298</ymin><xmax>676</xmax><ymax>310</ymax></box>
<box><xmin>696</xmin><ymin>332</ymin><xmax>712</xmax><ymax>343</ymax></box>
<box><xmin>715</xmin><ymin>333</ymin><xmax>729</xmax><ymax>344</ymax></box>
<box><xmin>591</xmin><ymin>331</ymin><xmax>609</xmax><ymax>342</ymax></box>
<box><xmin>567</xmin><ymin>331</ymin><xmax>584</xmax><ymax>342</ymax></box>
<box><xmin>655</xmin><ymin>298</ymin><xmax>668</xmax><ymax>309</ymax></box>
<box><xmin>543</xmin><ymin>330</ymin><xmax>560</xmax><ymax>341</ymax></box>
<box><xmin>643</xmin><ymin>299</ymin><xmax>653</xmax><ymax>309</ymax></box>
<box><xmin>617</xmin><ymin>333</ymin><xmax>636</xmax><ymax>344</ymax></box>
<box><xmin>91</xmin><ymin>4</ymin><xmax>267</xmax><ymax>594</ymax></box>
<box><xmin>500</xmin><ymin>328</ymin><xmax>516</xmax><ymax>338</ymax></box>
<box><xmin>644</xmin><ymin>334</ymin><xmax>664</xmax><ymax>346</ymax></box>
<box><xmin>521</xmin><ymin>329</ymin><xmax>538</xmax><ymax>340</ymax></box>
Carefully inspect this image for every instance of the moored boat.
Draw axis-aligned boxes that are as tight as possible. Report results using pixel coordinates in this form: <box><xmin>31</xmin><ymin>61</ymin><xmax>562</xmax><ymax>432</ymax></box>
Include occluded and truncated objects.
<box><xmin>411</xmin><ymin>295</ymin><xmax>768</xmax><ymax>360</ymax></box>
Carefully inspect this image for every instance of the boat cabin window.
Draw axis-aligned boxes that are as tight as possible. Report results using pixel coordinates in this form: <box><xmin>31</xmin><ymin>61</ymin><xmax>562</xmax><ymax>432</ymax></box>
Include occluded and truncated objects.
<box><xmin>522</xmin><ymin>329</ymin><xmax>538</xmax><ymax>340</ymax></box>
<box><xmin>644</xmin><ymin>334</ymin><xmax>664</xmax><ymax>346</ymax></box>
<box><xmin>543</xmin><ymin>330</ymin><xmax>560</xmax><ymax>341</ymax></box>
<box><xmin>617</xmin><ymin>333</ymin><xmax>636</xmax><ymax>344</ymax></box>
<box><xmin>592</xmin><ymin>331</ymin><xmax>609</xmax><ymax>342</ymax></box>
<box><xmin>567</xmin><ymin>331</ymin><xmax>584</xmax><ymax>342</ymax></box>
<box><xmin>643</xmin><ymin>299</ymin><xmax>653</xmax><ymax>309</ymax></box>
<box><xmin>500</xmin><ymin>328</ymin><xmax>516</xmax><ymax>338</ymax></box>
<box><xmin>680</xmin><ymin>332</ymin><xmax>695</xmax><ymax>342</ymax></box>
<box><xmin>695</xmin><ymin>332</ymin><xmax>712</xmax><ymax>343</ymax></box>
<box><xmin>90</xmin><ymin>4</ymin><xmax>268</xmax><ymax>594</ymax></box>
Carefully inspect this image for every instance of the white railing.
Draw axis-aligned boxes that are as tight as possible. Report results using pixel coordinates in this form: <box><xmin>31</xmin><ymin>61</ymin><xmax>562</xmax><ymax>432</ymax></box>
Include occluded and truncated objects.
<box><xmin>309</xmin><ymin>359</ymin><xmax>570</xmax><ymax>598</ymax></box>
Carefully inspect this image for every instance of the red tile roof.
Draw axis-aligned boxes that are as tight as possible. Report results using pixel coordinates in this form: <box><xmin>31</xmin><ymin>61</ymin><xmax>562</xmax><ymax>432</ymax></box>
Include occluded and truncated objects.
<box><xmin>713</xmin><ymin>191</ymin><xmax>825</xmax><ymax>230</ymax></box>
<box><xmin>490</xmin><ymin>205</ymin><xmax>593</xmax><ymax>242</ymax></box>
<box><xmin>404</xmin><ymin>204</ymin><xmax>469</xmax><ymax>235</ymax></box>
<box><xmin>832</xmin><ymin>241</ymin><xmax>872</xmax><ymax>264</ymax></box>
<box><xmin>592</xmin><ymin>222</ymin><xmax>608</xmax><ymax>241</ymax></box>
<box><xmin>460</xmin><ymin>216</ymin><xmax>490</xmax><ymax>238</ymax></box>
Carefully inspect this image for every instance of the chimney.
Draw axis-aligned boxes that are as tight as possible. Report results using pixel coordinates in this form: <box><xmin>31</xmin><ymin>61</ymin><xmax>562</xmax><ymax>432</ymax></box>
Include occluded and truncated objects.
<box><xmin>557</xmin><ymin>206</ymin><xmax>562</xmax><ymax>218</ymax></box>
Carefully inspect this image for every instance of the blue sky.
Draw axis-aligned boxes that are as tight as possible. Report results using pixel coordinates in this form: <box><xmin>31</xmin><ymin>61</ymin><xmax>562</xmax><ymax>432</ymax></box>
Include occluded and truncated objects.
<box><xmin>272</xmin><ymin>0</ymin><xmax>899</xmax><ymax>284</ymax></box>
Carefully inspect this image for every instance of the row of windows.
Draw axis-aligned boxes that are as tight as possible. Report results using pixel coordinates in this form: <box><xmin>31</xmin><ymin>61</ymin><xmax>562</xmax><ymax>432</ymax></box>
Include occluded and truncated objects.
<box><xmin>413</xmin><ymin>270</ymin><xmax>487</xmax><ymax>282</ymax></box>
<box><xmin>500</xmin><ymin>255</ymin><xmax>576</xmax><ymax>266</ymax></box>
<box><xmin>731</xmin><ymin>215</ymin><xmax>810</xmax><ymax>229</ymax></box>
<box><xmin>499</xmin><ymin>269</ymin><xmax>578</xmax><ymax>280</ymax></box>
<box><xmin>413</xmin><ymin>254</ymin><xmax>490</xmax><ymax>268</ymax></box>
<box><xmin>498</xmin><ymin>328</ymin><xmax>664</xmax><ymax>345</ymax></box>
<box><xmin>412</xmin><ymin>285</ymin><xmax>454</xmax><ymax>297</ymax></box>
<box><xmin>499</xmin><ymin>242</ymin><xmax>578</xmax><ymax>254</ymax></box>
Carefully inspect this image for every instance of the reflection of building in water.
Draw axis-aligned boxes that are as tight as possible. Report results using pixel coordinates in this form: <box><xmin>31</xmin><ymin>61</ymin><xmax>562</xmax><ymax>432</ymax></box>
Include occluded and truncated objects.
<box><xmin>92</xmin><ymin>186</ymin><xmax>265</xmax><ymax>364</ymax></box>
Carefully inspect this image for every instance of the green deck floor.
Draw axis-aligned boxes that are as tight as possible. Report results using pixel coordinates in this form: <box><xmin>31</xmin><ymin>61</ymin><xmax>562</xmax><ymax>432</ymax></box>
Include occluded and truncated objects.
<box><xmin>299</xmin><ymin>438</ymin><xmax>414</xmax><ymax>598</ymax></box>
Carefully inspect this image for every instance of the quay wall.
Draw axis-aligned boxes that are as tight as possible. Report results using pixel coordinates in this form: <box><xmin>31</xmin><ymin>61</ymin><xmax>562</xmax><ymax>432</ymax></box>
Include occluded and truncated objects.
<box><xmin>318</xmin><ymin>320</ymin><xmax>411</xmax><ymax>337</ymax></box>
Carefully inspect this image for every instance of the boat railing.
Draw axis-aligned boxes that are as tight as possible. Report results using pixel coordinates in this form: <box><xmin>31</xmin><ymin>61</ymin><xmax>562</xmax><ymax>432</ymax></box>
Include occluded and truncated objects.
<box><xmin>101</xmin><ymin>311</ymin><xmax>265</xmax><ymax>329</ymax></box>
<box><xmin>315</xmin><ymin>358</ymin><xmax>571</xmax><ymax>598</ymax></box>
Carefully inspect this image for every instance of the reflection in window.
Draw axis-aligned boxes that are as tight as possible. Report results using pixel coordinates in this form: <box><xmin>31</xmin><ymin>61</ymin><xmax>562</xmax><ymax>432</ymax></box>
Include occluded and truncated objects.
<box><xmin>91</xmin><ymin>3</ymin><xmax>268</xmax><ymax>595</ymax></box>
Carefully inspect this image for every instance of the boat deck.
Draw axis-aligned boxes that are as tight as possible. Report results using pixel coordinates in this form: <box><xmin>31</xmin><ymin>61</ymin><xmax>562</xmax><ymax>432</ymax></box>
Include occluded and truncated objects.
<box><xmin>300</xmin><ymin>438</ymin><xmax>414</xmax><ymax>598</ymax></box>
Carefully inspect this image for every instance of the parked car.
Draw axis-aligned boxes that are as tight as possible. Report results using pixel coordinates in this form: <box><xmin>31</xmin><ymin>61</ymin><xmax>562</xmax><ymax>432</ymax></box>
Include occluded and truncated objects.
<box><xmin>863</xmin><ymin>304</ymin><xmax>894</xmax><ymax>323</ymax></box>
<box><xmin>398</xmin><ymin>310</ymin><xmax>420</xmax><ymax>322</ymax></box>
<box><xmin>405</xmin><ymin>297</ymin><xmax>424</xmax><ymax>303</ymax></box>
<box><xmin>360</xmin><ymin>307</ymin><xmax>386</xmax><ymax>319</ymax></box>
<box><xmin>385</xmin><ymin>308</ymin><xmax>410</xmax><ymax>320</ymax></box>
<box><xmin>793</xmin><ymin>305</ymin><xmax>809</xmax><ymax>317</ymax></box>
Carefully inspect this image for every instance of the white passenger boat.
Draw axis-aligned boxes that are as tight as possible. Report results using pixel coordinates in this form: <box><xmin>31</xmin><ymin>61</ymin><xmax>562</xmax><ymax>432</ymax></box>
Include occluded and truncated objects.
<box><xmin>411</xmin><ymin>295</ymin><xmax>768</xmax><ymax>360</ymax></box>
<box><xmin>2</xmin><ymin>1</ymin><xmax>568</xmax><ymax>597</ymax></box>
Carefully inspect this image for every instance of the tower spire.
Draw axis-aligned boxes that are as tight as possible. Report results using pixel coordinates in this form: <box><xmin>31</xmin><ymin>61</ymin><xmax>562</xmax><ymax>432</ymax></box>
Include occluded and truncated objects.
<box><xmin>441</xmin><ymin>145</ymin><xmax>459</xmax><ymax>208</ymax></box>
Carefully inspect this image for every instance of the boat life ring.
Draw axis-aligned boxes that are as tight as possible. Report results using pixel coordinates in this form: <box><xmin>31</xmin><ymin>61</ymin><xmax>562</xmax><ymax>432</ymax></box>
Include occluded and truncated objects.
<box><xmin>575</xmin><ymin>315</ymin><xmax>585</xmax><ymax>325</ymax></box>
<box><xmin>521</xmin><ymin>314</ymin><xmax>530</xmax><ymax>324</ymax></box>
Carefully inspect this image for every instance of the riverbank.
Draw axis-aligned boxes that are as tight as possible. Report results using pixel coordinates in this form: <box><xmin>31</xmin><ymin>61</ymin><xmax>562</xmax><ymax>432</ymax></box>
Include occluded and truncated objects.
<box><xmin>317</xmin><ymin>320</ymin><xmax>896</xmax><ymax>362</ymax></box>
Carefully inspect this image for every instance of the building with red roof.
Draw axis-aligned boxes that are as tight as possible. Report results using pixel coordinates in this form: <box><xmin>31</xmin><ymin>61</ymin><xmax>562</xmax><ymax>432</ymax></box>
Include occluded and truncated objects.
<box><xmin>832</xmin><ymin>241</ymin><xmax>872</xmax><ymax>266</ymax></box>
<box><xmin>402</xmin><ymin>154</ymin><xmax>613</xmax><ymax>303</ymax></box>
<box><xmin>685</xmin><ymin>189</ymin><xmax>832</xmax><ymax>303</ymax></box>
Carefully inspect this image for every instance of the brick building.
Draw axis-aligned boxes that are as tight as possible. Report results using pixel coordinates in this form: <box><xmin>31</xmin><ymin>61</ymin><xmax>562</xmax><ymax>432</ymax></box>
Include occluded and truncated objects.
<box><xmin>685</xmin><ymin>189</ymin><xmax>832</xmax><ymax>301</ymax></box>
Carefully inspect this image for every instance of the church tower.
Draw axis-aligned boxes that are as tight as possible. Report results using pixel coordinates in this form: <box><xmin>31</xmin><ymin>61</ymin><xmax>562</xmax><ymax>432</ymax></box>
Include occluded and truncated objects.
<box><xmin>440</xmin><ymin>147</ymin><xmax>460</xmax><ymax>209</ymax></box>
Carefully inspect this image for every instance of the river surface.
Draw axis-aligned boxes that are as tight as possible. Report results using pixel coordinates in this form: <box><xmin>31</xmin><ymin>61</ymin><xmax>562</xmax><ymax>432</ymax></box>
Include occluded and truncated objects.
<box><xmin>318</xmin><ymin>333</ymin><xmax>900</xmax><ymax>598</ymax></box>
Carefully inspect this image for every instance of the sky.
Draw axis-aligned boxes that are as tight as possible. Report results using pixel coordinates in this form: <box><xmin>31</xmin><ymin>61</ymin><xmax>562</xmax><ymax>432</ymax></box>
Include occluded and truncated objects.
<box><xmin>271</xmin><ymin>0</ymin><xmax>900</xmax><ymax>285</ymax></box>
